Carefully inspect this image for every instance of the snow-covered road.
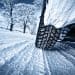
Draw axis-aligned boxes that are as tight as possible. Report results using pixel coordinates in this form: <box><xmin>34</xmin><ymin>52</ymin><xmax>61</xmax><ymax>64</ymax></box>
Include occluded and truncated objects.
<box><xmin>0</xmin><ymin>29</ymin><xmax>75</xmax><ymax>75</ymax></box>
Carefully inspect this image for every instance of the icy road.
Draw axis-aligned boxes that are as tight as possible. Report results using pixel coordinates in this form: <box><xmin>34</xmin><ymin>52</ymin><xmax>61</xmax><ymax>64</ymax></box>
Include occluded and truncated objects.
<box><xmin>0</xmin><ymin>29</ymin><xmax>75</xmax><ymax>75</ymax></box>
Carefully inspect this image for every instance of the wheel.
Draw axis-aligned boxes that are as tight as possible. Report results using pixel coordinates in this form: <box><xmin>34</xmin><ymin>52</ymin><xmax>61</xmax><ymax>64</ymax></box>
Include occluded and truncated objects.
<box><xmin>61</xmin><ymin>24</ymin><xmax>75</xmax><ymax>42</ymax></box>
<box><xmin>35</xmin><ymin>25</ymin><xmax>60</xmax><ymax>49</ymax></box>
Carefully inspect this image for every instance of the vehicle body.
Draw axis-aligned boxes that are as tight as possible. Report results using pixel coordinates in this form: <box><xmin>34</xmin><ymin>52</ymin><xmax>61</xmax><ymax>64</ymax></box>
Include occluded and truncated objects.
<box><xmin>35</xmin><ymin>0</ymin><xmax>75</xmax><ymax>49</ymax></box>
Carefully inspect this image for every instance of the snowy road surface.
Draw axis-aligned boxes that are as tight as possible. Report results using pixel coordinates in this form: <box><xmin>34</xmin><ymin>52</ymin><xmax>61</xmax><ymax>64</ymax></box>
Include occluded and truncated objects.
<box><xmin>0</xmin><ymin>29</ymin><xmax>75</xmax><ymax>75</ymax></box>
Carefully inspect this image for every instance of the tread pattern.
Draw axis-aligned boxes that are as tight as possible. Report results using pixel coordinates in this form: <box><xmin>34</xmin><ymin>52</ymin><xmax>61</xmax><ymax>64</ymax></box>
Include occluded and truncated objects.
<box><xmin>59</xmin><ymin>25</ymin><xmax>70</xmax><ymax>41</ymax></box>
<box><xmin>35</xmin><ymin>25</ymin><xmax>60</xmax><ymax>49</ymax></box>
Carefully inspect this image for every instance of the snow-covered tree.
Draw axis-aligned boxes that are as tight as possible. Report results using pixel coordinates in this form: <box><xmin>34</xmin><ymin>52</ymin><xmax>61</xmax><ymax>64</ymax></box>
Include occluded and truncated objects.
<box><xmin>0</xmin><ymin>2</ymin><xmax>40</xmax><ymax>34</ymax></box>
<box><xmin>1</xmin><ymin>0</ymin><xmax>15</xmax><ymax>31</ymax></box>
<box><xmin>13</xmin><ymin>3</ymin><xmax>37</xmax><ymax>34</ymax></box>
<box><xmin>33</xmin><ymin>0</ymin><xmax>43</xmax><ymax>9</ymax></box>
<box><xmin>23</xmin><ymin>20</ymin><xmax>27</xmax><ymax>33</ymax></box>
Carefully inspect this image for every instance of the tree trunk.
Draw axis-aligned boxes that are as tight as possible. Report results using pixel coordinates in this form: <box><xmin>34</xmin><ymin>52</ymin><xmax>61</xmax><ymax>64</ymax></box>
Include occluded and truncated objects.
<box><xmin>10</xmin><ymin>2</ymin><xmax>13</xmax><ymax>31</ymax></box>
<box><xmin>23</xmin><ymin>21</ymin><xmax>26</xmax><ymax>33</ymax></box>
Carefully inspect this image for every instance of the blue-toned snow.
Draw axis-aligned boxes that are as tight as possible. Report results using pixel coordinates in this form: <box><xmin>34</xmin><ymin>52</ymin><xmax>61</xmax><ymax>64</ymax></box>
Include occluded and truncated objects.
<box><xmin>0</xmin><ymin>28</ymin><xmax>75</xmax><ymax>75</ymax></box>
<box><xmin>0</xmin><ymin>0</ymin><xmax>75</xmax><ymax>75</ymax></box>
<box><xmin>44</xmin><ymin>0</ymin><xmax>75</xmax><ymax>28</ymax></box>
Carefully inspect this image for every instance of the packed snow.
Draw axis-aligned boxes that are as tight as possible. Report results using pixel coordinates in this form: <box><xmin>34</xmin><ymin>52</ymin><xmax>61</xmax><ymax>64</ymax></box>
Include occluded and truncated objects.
<box><xmin>0</xmin><ymin>27</ymin><xmax>75</xmax><ymax>75</ymax></box>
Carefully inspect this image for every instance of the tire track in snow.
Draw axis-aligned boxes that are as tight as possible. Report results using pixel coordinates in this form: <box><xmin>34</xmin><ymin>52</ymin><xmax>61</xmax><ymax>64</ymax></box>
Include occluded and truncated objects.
<box><xmin>0</xmin><ymin>41</ymin><xmax>34</xmax><ymax>75</ymax></box>
<box><xmin>58</xmin><ymin>50</ymin><xmax>75</xmax><ymax>66</ymax></box>
<box><xmin>0</xmin><ymin>40</ymin><xmax>27</xmax><ymax>51</ymax></box>
<box><xmin>0</xmin><ymin>29</ymin><xmax>75</xmax><ymax>75</ymax></box>
<box><xmin>2</xmin><ymin>42</ymin><xmax>35</xmax><ymax>75</ymax></box>
<box><xmin>42</xmin><ymin>50</ymin><xmax>51</xmax><ymax>75</ymax></box>
<box><xmin>56</xmin><ymin>42</ymin><xmax>75</xmax><ymax>57</ymax></box>
<box><xmin>56</xmin><ymin>42</ymin><xmax>75</xmax><ymax>66</ymax></box>
<box><xmin>44</xmin><ymin>50</ymin><xmax>75</xmax><ymax>75</ymax></box>
<box><xmin>23</xmin><ymin>48</ymin><xmax>45</xmax><ymax>75</ymax></box>
<box><xmin>0</xmin><ymin>41</ymin><xmax>28</xmax><ymax>66</ymax></box>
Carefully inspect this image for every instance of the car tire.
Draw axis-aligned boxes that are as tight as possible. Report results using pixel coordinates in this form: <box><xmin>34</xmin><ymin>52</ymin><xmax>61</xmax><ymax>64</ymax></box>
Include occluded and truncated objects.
<box><xmin>35</xmin><ymin>25</ymin><xmax>60</xmax><ymax>49</ymax></box>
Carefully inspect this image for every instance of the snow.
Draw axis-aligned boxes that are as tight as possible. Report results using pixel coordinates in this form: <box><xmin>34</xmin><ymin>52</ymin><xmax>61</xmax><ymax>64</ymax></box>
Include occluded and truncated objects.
<box><xmin>44</xmin><ymin>0</ymin><xmax>75</xmax><ymax>28</ymax></box>
<box><xmin>0</xmin><ymin>14</ymin><xmax>8</xmax><ymax>28</ymax></box>
<box><xmin>0</xmin><ymin>1</ymin><xmax>75</xmax><ymax>75</ymax></box>
<box><xmin>0</xmin><ymin>3</ymin><xmax>40</xmax><ymax>34</ymax></box>
<box><xmin>0</xmin><ymin>28</ymin><xmax>75</xmax><ymax>75</ymax></box>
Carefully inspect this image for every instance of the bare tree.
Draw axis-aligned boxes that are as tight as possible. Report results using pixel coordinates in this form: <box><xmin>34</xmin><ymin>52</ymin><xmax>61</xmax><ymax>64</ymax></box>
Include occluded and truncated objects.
<box><xmin>1</xmin><ymin>0</ymin><xmax>14</xmax><ymax>31</ymax></box>
<box><xmin>23</xmin><ymin>20</ymin><xmax>27</xmax><ymax>33</ymax></box>
<box><xmin>12</xmin><ymin>4</ymin><xmax>36</xmax><ymax>34</ymax></box>
<box><xmin>9</xmin><ymin>1</ymin><xmax>14</xmax><ymax>31</ymax></box>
